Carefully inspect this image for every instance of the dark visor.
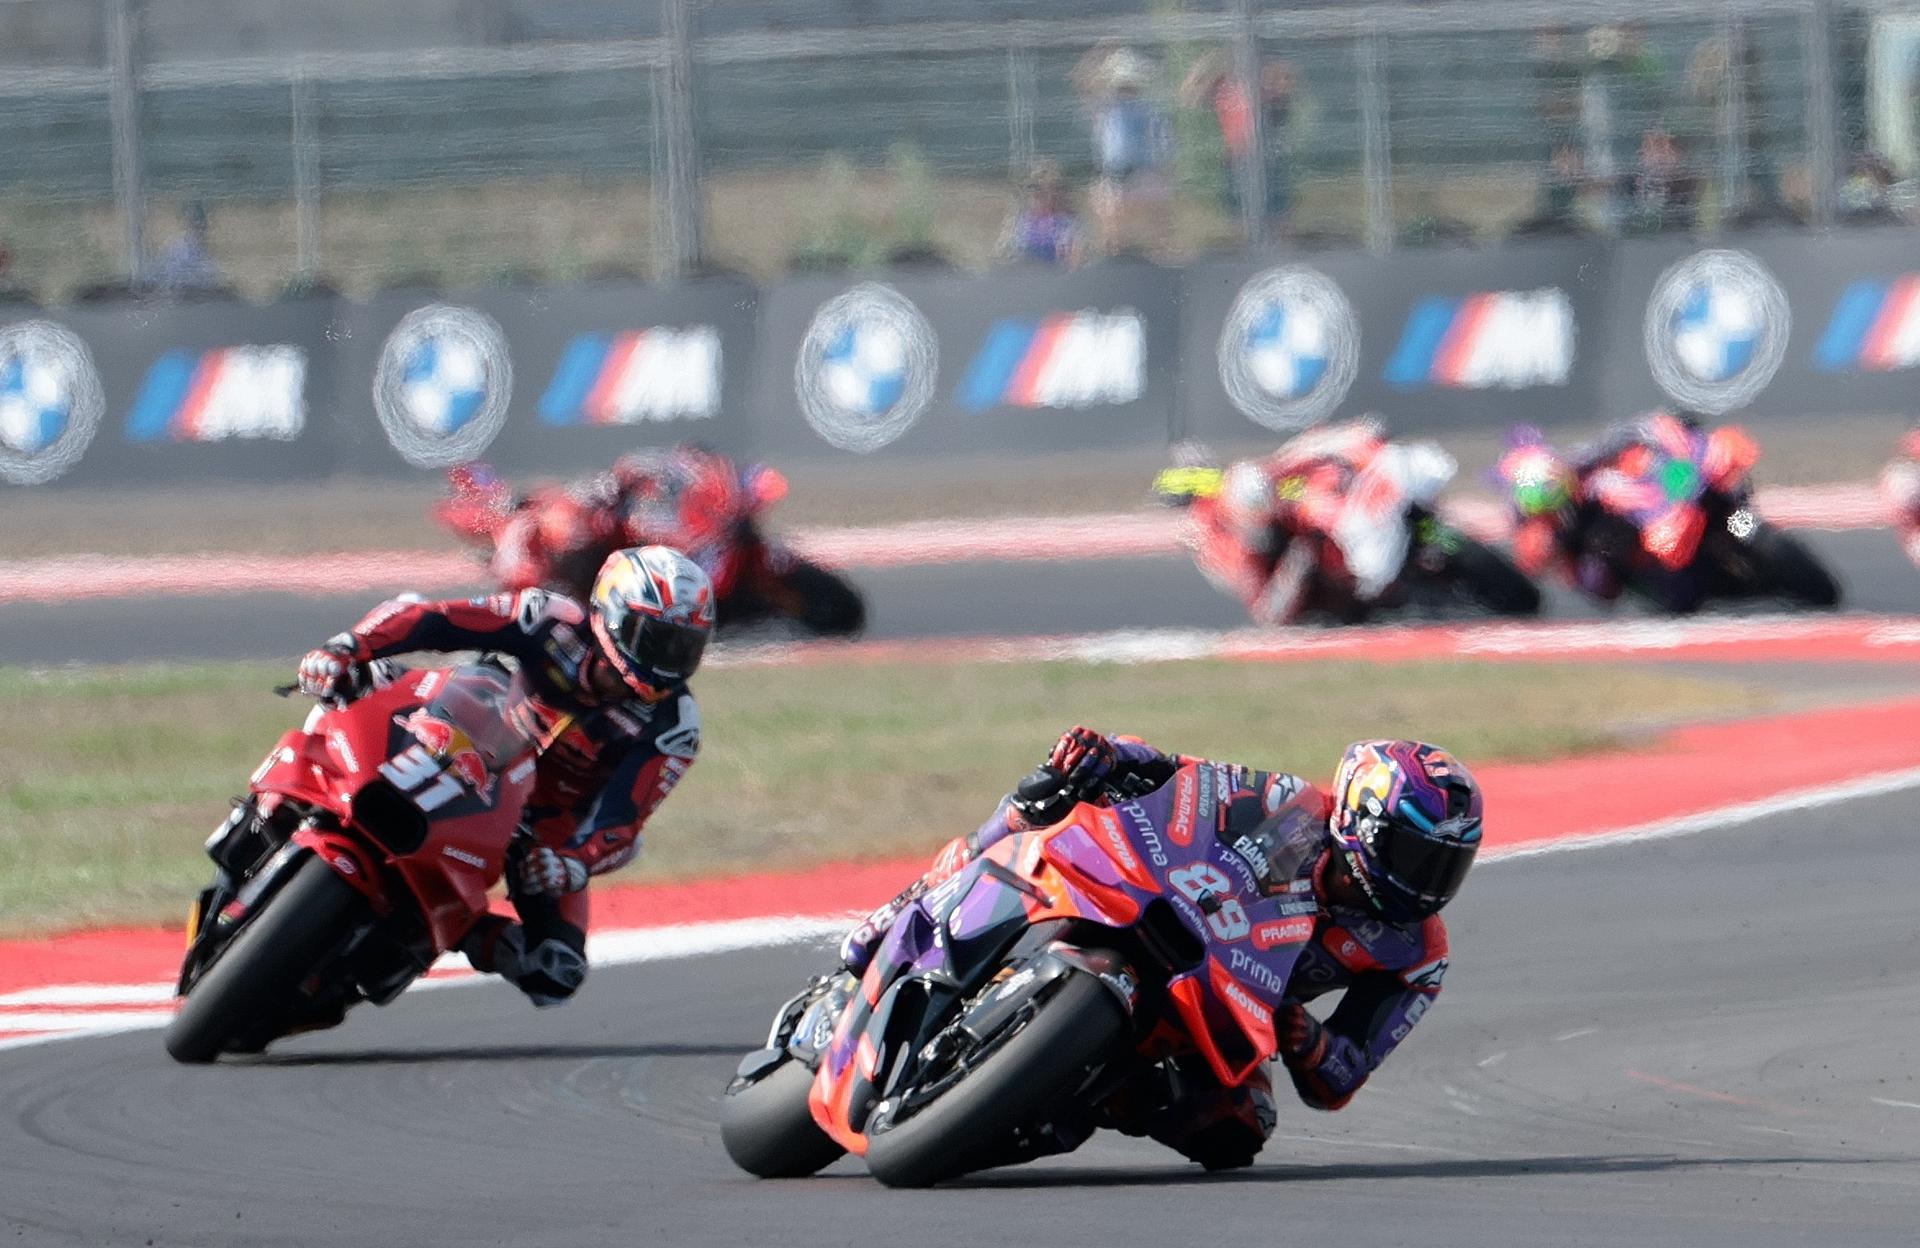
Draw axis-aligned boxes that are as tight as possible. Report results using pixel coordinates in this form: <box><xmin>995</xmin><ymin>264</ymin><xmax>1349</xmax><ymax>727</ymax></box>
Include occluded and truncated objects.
<box><xmin>1374</xmin><ymin>816</ymin><xmax>1479</xmax><ymax>915</ymax></box>
<box><xmin>613</xmin><ymin>611</ymin><xmax>708</xmax><ymax>679</ymax></box>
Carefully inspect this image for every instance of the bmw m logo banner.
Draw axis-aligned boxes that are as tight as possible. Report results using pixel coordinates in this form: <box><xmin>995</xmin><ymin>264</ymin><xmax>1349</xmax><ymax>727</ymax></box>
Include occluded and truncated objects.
<box><xmin>956</xmin><ymin>310</ymin><xmax>1142</xmax><ymax>414</ymax></box>
<box><xmin>539</xmin><ymin>328</ymin><xmax>721</xmax><ymax>425</ymax></box>
<box><xmin>1383</xmin><ymin>289</ymin><xmax>1574</xmax><ymax>391</ymax></box>
<box><xmin>1814</xmin><ymin>276</ymin><xmax>1920</xmax><ymax>373</ymax></box>
<box><xmin>124</xmin><ymin>346</ymin><xmax>307</xmax><ymax>443</ymax></box>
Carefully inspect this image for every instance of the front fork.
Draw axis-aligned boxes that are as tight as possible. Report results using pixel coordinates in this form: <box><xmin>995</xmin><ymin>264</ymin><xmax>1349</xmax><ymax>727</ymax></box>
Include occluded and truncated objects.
<box><xmin>178</xmin><ymin>797</ymin><xmax>301</xmax><ymax>992</ymax></box>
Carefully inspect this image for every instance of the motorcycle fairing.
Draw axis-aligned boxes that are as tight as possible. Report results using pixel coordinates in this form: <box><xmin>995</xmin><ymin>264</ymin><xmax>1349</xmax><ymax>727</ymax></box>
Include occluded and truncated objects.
<box><xmin>808</xmin><ymin>764</ymin><xmax>1314</xmax><ymax>1156</ymax></box>
<box><xmin>246</xmin><ymin>666</ymin><xmax>538</xmax><ymax>952</ymax></box>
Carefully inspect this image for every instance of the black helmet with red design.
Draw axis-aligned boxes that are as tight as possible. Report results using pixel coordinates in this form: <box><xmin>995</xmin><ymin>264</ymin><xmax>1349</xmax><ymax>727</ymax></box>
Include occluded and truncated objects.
<box><xmin>588</xmin><ymin>545</ymin><xmax>716</xmax><ymax>699</ymax></box>
<box><xmin>1330</xmin><ymin>739</ymin><xmax>1483</xmax><ymax>922</ymax></box>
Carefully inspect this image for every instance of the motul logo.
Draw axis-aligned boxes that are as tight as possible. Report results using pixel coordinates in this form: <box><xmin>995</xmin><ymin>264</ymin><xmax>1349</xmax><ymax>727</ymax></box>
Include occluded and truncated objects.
<box><xmin>1253</xmin><ymin>916</ymin><xmax>1314</xmax><ymax>950</ymax></box>
<box><xmin>1220</xmin><ymin>976</ymin><xmax>1264</xmax><ymax>1017</ymax></box>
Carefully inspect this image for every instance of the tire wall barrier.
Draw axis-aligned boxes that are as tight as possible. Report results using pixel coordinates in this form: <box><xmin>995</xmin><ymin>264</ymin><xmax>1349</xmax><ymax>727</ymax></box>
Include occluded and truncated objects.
<box><xmin>3</xmin><ymin>227</ymin><xmax>1914</xmax><ymax>488</ymax></box>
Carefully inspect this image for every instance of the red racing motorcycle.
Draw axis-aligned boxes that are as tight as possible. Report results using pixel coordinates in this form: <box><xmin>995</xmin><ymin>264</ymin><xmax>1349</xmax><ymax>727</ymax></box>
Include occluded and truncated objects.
<box><xmin>166</xmin><ymin>662</ymin><xmax>541</xmax><ymax>1063</ymax></box>
<box><xmin>434</xmin><ymin>456</ymin><xmax>866</xmax><ymax>637</ymax></box>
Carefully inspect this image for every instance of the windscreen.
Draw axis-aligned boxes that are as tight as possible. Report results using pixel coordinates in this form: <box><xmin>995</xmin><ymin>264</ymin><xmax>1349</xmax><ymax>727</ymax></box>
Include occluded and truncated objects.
<box><xmin>423</xmin><ymin>666</ymin><xmax>538</xmax><ymax>767</ymax></box>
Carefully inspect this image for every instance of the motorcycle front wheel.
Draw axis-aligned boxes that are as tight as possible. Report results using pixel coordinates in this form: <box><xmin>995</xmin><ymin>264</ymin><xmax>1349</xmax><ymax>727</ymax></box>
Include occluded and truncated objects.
<box><xmin>1443</xmin><ymin>536</ymin><xmax>1543</xmax><ymax>616</ymax></box>
<box><xmin>862</xmin><ymin>969</ymin><xmax>1127</xmax><ymax>1188</ymax></box>
<box><xmin>164</xmin><ymin>854</ymin><xmax>363</xmax><ymax>1064</ymax></box>
<box><xmin>774</xmin><ymin>559</ymin><xmax>867</xmax><ymax>637</ymax></box>
<box><xmin>719</xmin><ymin>1058</ymin><xmax>846</xmax><ymax>1178</ymax></box>
<box><xmin>1752</xmin><ymin>526</ymin><xmax>1842</xmax><ymax>608</ymax></box>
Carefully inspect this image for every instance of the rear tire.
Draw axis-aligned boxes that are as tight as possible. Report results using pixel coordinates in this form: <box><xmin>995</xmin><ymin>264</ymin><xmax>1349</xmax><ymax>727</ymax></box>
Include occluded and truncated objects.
<box><xmin>719</xmin><ymin>1059</ymin><xmax>846</xmax><ymax>1178</ymax></box>
<box><xmin>781</xmin><ymin>560</ymin><xmax>866</xmax><ymax>637</ymax></box>
<box><xmin>1446</xmin><ymin>537</ymin><xmax>1542</xmax><ymax>616</ymax></box>
<box><xmin>164</xmin><ymin>855</ymin><xmax>363</xmax><ymax>1064</ymax></box>
<box><xmin>1754</xmin><ymin>527</ymin><xmax>1841</xmax><ymax>608</ymax></box>
<box><xmin>863</xmin><ymin>970</ymin><xmax>1128</xmax><ymax>1188</ymax></box>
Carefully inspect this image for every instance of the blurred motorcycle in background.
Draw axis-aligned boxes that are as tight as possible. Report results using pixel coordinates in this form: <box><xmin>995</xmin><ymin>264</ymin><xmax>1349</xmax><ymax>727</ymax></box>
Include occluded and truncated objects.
<box><xmin>1498</xmin><ymin>414</ymin><xmax>1840</xmax><ymax>613</ymax></box>
<box><xmin>434</xmin><ymin>445</ymin><xmax>866</xmax><ymax>637</ymax></box>
<box><xmin>1879</xmin><ymin>428</ymin><xmax>1920</xmax><ymax>568</ymax></box>
<box><xmin>167</xmin><ymin>662</ymin><xmax>541</xmax><ymax>1063</ymax></box>
<box><xmin>1153</xmin><ymin>423</ymin><xmax>1540</xmax><ymax>625</ymax></box>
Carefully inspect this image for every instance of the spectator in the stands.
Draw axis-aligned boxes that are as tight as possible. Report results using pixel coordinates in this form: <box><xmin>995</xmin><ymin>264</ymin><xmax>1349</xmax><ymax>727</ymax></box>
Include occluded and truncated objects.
<box><xmin>1181</xmin><ymin>47</ymin><xmax>1298</xmax><ymax>236</ymax></box>
<box><xmin>1839</xmin><ymin>151</ymin><xmax>1904</xmax><ymax>224</ymax></box>
<box><xmin>1629</xmin><ymin>126</ymin><xmax>1700</xmax><ymax>233</ymax></box>
<box><xmin>998</xmin><ymin>161</ymin><xmax>1084</xmax><ymax>267</ymax></box>
<box><xmin>1072</xmin><ymin>44</ymin><xmax>1171</xmax><ymax>255</ymax></box>
<box><xmin>153</xmin><ymin>201</ymin><xmax>224</xmax><ymax>292</ymax></box>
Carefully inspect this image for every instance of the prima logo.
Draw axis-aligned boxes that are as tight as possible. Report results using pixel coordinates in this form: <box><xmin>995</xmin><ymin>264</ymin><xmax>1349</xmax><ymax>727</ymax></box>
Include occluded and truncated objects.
<box><xmin>1643</xmin><ymin>249</ymin><xmax>1789</xmax><ymax>414</ymax></box>
<box><xmin>1218</xmin><ymin>265</ymin><xmax>1359</xmax><ymax>431</ymax></box>
<box><xmin>1121</xmin><ymin>802</ymin><xmax>1169</xmax><ymax>866</ymax></box>
<box><xmin>795</xmin><ymin>283</ymin><xmax>937</xmax><ymax>452</ymax></box>
<box><xmin>374</xmin><ymin>304</ymin><xmax>513</xmax><ymax>467</ymax></box>
<box><xmin>1227</xmin><ymin>947</ymin><xmax>1290</xmax><ymax>995</ymax></box>
<box><xmin>0</xmin><ymin>320</ymin><xmax>103</xmax><ymax>485</ymax></box>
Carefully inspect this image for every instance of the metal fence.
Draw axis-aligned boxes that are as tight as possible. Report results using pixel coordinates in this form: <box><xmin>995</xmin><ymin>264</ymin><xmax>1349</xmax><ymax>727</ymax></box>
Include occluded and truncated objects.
<box><xmin>0</xmin><ymin>0</ymin><xmax>1911</xmax><ymax>301</ymax></box>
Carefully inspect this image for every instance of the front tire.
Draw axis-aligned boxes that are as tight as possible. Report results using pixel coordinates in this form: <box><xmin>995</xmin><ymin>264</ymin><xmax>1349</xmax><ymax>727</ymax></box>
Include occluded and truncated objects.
<box><xmin>1754</xmin><ymin>527</ymin><xmax>1841</xmax><ymax>608</ymax></box>
<box><xmin>719</xmin><ymin>1059</ymin><xmax>846</xmax><ymax>1178</ymax></box>
<box><xmin>781</xmin><ymin>560</ymin><xmax>866</xmax><ymax>637</ymax></box>
<box><xmin>863</xmin><ymin>970</ymin><xmax>1128</xmax><ymax>1188</ymax></box>
<box><xmin>1445</xmin><ymin>536</ymin><xmax>1543</xmax><ymax>616</ymax></box>
<box><xmin>164</xmin><ymin>854</ymin><xmax>363</xmax><ymax>1064</ymax></box>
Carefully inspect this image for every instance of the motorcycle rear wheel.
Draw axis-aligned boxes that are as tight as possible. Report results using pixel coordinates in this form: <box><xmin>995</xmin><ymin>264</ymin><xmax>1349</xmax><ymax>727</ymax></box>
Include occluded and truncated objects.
<box><xmin>719</xmin><ymin>1058</ymin><xmax>846</xmax><ymax>1178</ymax></box>
<box><xmin>164</xmin><ymin>854</ymin><xmax>363</xmax><ymax>1064</ymax></box>
<box><xmin>863</xmin><ymin>970</ymin><xmax>1127</xmax><ymax>1188</ymax></box>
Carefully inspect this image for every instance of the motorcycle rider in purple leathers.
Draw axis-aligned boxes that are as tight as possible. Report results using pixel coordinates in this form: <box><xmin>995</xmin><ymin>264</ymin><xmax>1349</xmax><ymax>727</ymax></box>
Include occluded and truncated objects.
<box><xmin>840</xmin><ymin>726</ymin><xmax>1481</xmax><ymax>1170</ymax></box>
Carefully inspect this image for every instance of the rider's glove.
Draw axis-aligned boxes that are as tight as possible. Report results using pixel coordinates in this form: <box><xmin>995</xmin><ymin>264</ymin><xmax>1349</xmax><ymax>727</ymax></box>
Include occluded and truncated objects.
<box><xmin>1047</xmin><ymin>726</ymin><xmax>1119</xmax><ymax>801</ymax></box>
<box><xmin>1275</xmin><ymin>1002</ymin><xmax>1329</xmax><ymax>1070</ymax></box>
<box><xmin>519</xmin><ymin>847</ymin><xmax>589</xmax><ymax>897</ymax></box>
<box><xmin>297</xmin><ymin>641</ymin><xmax>362</xmax><ymax>701</ymax></box>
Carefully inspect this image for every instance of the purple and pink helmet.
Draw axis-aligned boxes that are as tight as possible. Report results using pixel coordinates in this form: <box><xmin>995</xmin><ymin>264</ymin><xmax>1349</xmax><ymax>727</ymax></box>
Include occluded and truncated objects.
<box><xmin>1330</xmin><ymin>740</ymin><xmax>1484</xmax><ymax>921</ymax></box>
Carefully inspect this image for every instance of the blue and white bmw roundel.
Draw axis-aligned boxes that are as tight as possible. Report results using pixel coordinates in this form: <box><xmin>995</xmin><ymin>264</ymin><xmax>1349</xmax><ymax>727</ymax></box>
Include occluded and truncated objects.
<box><xmin>1217</xmin><ymin>265</ymin><xmax>1358</xmax><ymax>432</ymax></box>
<box><xmin>0</xmin><ymin>319</ymin><xmax>104</xmax><ymax>485</ymax></box>
<box><xmin>1643</xmin><ymin>249</ymin><xmax>1789</xmax><ymax>414</ymax></box>
<box><xmin>373</xmin><ymin>304</ymin><xmax>513</xmax><ymax>468</ymax></box>
<box><xmin>795</xmin><ymin>283</ymin><xmax>937</xmax><ymax>453</ymax></box>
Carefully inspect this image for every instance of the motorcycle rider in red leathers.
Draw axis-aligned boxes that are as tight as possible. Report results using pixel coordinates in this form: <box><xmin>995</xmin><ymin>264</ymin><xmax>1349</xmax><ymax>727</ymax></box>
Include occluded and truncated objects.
<box><xmin>295</xmin><ymin>545</ymin><xmax>715</xmax><ymax>1006</ymax></box>
<box><xmin>1880</xmin><ymin>427</ymin><xmax>1920</xmax><ymax>567</ymax></box>
<box><xmin>839</xmin><ymin>726</ymin><xmax>1481</xmax><ymax>1170</ymax></box>
<box><xmin>1204</xmin><ymin>417</ymin><xmax>1391</xmax><ymax>623</ymax></box>
<box><xmin>440</xmin><ymin>444</ymin><xmax>746</xmax><ymax>599</ymax></box>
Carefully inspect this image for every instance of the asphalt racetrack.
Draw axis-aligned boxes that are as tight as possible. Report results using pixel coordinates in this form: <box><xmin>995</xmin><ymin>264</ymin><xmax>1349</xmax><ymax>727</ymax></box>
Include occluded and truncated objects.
<box><xmin>0</xmin><ymin>527</ymin><xmax>1914</xmax><ymax>665</ymax></box>
<box><xmin>5</xmin><ymin>791</ymin><xmax>1919</xmax><ymax>1245</ymax></box>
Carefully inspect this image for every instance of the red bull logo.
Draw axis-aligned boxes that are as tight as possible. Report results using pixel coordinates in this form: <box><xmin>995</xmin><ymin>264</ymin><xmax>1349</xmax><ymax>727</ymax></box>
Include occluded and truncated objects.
<box><xmin>397</xmin><ymin>708</ymin><xmax>494</xmax><ymax>802</ymax></box>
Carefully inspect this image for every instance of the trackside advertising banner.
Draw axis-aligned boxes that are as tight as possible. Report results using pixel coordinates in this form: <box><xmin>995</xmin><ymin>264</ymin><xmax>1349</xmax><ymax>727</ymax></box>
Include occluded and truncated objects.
<box><xmin>748</xmin><ymin>259</ymin><xmax>1181</xmax><ymax>458</ymax></box>
<box><xmin>1602</xmin><ymin>226</ymin><xmax>1920</xmax><ymax>424</ymax></box>
<box><xmin>4</xmin><ymin>229</ymin><xmax>1918</xmax><ymax>487</ymax></box>
<box><xmin>331</xmin><ymin>277</ymin><xmax>760</xmax><ymax>475</ymax></box>
<box><xmin>1180</xmin><ymin>240</ymin><xmax>1612</xmax><ymax>443</ymax></box>
<box><xmin>0</xmin><ymin>295</ymin><xmax>341</xmax><ymax>487</ymax></box>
